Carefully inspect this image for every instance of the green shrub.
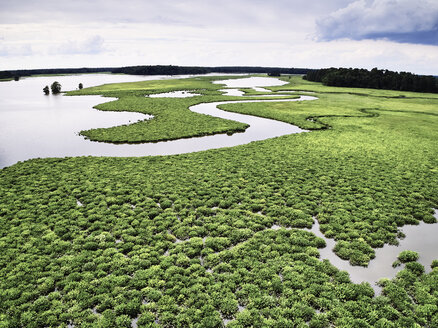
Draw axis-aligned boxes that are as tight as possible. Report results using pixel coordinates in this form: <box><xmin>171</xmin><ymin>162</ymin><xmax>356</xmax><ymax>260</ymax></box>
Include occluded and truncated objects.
<box><xmin>405</xmin><ymin>262</ymin><xmax>425</xmax><ymax>275</ymax></box>
<box><xmin>398</xmin><ymin>251</ymin><xmax>419</xmax><ymax>263</ymax></box>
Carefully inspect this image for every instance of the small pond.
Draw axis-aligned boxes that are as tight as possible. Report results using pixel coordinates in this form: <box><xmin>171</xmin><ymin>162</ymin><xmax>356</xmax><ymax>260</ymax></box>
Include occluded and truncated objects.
<box><xmin>149</xmin><ymin>91</ymin><xmax>201</xmax><ymax>98</ymax></box>
<box><xmin>213</xmin><ymin>76</ymin><xmax>288</xmax><ymax>88</ymax></box>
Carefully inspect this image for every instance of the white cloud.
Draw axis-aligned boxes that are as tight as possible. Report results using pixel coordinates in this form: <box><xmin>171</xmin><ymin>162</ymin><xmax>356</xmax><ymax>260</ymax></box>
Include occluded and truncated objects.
<box><xmin>0</xmin><ymin>0</ymin><xmax>352</xmax><ymax>34</ymax></box>
<box><xmin>51</xmin><ymin>35</ymin><xmax>105</xmax><ymax>55</ymax></box>
<box><xmin>0</xmin><ymin>1</ymin><xmax>437</xmax><ymax>74</ymax></box>
<box><xmin>316</xmin><ymin>0</ymin><xmax>438</xmax><ymax>44</ymax></box>
<box><xmin>0</xmin><ymin>43</ymin><xmax>33</xmax><ymax>57</ymax></box>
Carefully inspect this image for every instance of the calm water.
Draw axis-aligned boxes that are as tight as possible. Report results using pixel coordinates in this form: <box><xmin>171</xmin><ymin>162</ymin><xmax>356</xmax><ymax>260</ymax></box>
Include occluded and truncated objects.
<box><xmin>310</xmin><ymin>209</ymin><xmax>438</xmax><ymax>292</ymax></box>
<box><xmin>0</xmin><ymin>75</ymin><xmax>313</xmax><ymax>168</ymax></box>
<box><xmin>213</xmin><ymin>76</ymin><xmax>288</xmax><ymax>88</ymax></box>
<box><xmin>0</xmin><ymin>73</ymin><xmax>194</xmax><ymax>168</ymax></box>
<box><xmin>149</xmin><ymin>90</ymin><xmax>201</xmax><ymax>98</ymax></box>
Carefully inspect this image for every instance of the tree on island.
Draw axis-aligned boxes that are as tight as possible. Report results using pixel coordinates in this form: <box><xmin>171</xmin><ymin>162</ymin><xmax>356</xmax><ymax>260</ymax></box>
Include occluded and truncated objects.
<box><xmin>78</xmin><ymin>83</ymin><xmax>83</xmax><ymax>89</ymax></box>
<box><xmin>51</xmin><ymin>81</ymin><xmax>61</xmax><ymax>94</ymax></box>
<box><xmin>43</xmin><ymin>86</ymin><xmax>50</xmax><ymax>95</ymax></box>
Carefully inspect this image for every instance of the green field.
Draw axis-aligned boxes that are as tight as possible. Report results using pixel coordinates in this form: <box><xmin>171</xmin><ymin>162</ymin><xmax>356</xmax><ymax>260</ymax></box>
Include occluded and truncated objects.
<box><xmin>0</xmin><ymin>75</ymin><xmax>437</xmax><ymax>327</ymax></box>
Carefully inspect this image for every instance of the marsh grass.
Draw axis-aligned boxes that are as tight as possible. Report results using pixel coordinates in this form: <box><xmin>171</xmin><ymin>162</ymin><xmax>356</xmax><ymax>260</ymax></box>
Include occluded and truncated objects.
<box><xmin>66</xmin><ymin>76</ymin><xmax>296</xmax><ymax>143</ymax></box>
<box><xmin>0</xmin><ymin>75</ymin><xmax>437</xmax><ymax>327</ymax></box>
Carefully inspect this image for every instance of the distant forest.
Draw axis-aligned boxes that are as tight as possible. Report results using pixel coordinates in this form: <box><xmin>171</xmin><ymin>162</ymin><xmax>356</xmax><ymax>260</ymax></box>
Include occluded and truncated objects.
<box><xmin>0</xmin><ymin>67</ymin><xmax>114</xmax><ymax>80</ymax></box>
<box><xmin>2</xmin><ymin>65</ymin><xmax>436</xmax><ymax>93</ymax></box>
<box><xmin>304</xmin><ymin>67</ymin><xmax>438</xmax><ymax>93</ymax></box>
<box><xmin>0</xmin><ymin>65</ymin><xmax>308</xmax><ymax>80</ymax></box>
<box><xmin>109</xmin><ymin>65</ymin><xmax>309</xmax><ymax>75</ymax></box>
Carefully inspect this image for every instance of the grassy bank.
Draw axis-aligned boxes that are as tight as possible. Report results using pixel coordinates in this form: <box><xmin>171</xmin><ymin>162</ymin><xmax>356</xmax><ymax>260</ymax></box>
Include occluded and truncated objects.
<box><xmin>66</xmin><ymin>76</ymin><xmax>296</xmax><ymax>143</ymax></box>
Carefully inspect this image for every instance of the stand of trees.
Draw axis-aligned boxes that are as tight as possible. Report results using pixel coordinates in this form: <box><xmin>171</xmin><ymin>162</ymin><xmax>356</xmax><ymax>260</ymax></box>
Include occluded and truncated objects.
<box><xmin>207</xmin><ymin>66</ymin><xmax>308</xmax><ymax>75</ymax></box>
<box><xmin>0</xmin><ymin>71</ymin><xmax>13</xmax><ymax>80</ymax></box>
<box><xmin>0</xmin><ymin>67</ymin><xmax>115</xmax><ymax>81</ymax></box>
<box><xmin>0</xmin><ymin>71</ymin><xmax>19</xmax><ymax>81</ymax></box>
<box><xmin>111</xmin><ymin>65</ymin><xmax>309</xmax><ymax>76</ymax></box>
<box><xmin>111</xmin><ymin>65</ymin><xmax>209</xmax><ymax>75</ymax></box>
<box><xmin>304</xmin><ymin>67</ymin><xmax>438</xmax><ymax>93</ymax></box>
<box><xmin>1</xmin><ymin>65</ymin><xmax>309</xmax><ymax>80</ymax></box>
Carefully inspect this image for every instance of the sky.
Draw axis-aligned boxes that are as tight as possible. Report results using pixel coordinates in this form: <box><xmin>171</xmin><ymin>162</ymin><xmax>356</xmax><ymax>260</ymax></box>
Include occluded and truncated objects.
<box><xmin>1</xmin><ymin>0</ymin><xmax>437</xmax><ymax>75</ymax></box>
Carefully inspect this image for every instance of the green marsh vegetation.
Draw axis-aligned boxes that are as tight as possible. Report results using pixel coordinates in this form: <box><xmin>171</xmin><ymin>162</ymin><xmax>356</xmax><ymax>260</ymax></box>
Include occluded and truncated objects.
<box><xmin>0</xmin><ymin>75</ymin><xmax>437</xmax><ymax>327</ymax></box>
<box><xmin>220</xmin><ymin>77</ymin><xmax>438</xmax><ymax>265</ymax></box>
<box><xmin>65</xmin><ymin>76</ymin><xmax>294</xmax><ymax>143</ymax></box>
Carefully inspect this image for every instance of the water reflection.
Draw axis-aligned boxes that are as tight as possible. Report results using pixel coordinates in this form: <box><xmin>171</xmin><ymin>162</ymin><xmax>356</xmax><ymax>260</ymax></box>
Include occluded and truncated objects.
<box><xmin>0</xmin><ymin>75</ymin><xmax>314</xmax><ymax>168</ymax></box>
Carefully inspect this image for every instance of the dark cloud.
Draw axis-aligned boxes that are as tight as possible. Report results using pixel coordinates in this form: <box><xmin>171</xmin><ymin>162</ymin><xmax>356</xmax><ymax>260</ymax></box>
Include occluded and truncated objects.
<box><xmin>364</xmin><ymin>30</ymin><xmax>438</xmax><ymax>46</ymax></box>
<box><xmin>316</xmin><ymin>0</ymin><xmax>438</xmax><ymax>45</ymax></box>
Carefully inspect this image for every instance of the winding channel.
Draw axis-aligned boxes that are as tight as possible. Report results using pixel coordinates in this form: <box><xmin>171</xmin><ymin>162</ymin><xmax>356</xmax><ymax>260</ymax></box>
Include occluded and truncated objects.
<box><xmin>0</xmin><ymin>76</ymin><xmax>315</xmax><ymax>168</ymax></box>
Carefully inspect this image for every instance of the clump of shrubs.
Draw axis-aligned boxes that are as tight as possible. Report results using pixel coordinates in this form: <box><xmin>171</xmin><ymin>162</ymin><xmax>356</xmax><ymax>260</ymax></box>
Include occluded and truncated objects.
<box><xmin>405</xmin><ymin>262</ymin><xmax>425</xmax><ymax>275</ymax></box>
<box><xmin>398</xmin><ymin>250</ymin><xmax>419</xmax><ymax>263</ymax></box>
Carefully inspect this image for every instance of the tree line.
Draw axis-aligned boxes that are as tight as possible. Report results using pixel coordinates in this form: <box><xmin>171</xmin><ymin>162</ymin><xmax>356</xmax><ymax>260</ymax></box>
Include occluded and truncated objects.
<box><xmin>304</xmin><ymin>67</ymin><xmax>438</xmax><ymax>93</ymax></box>
<box><xmin>111</xmin><ymin>65</ymin><xmax>309</xmax><ymax>75</ymax></box>
<box><xmin>0</xmin><ymin>67</ymin><xmax>114</xmax><ymax>80</ymax></box>
<box><xmin>111</xmin><ymin>65</ymin><xmax>209</xmax><ymax>75</ymax></box>
<box><xmin>1</xmin><ymin>65</ymin><xmax>309</xmax><ymax>80</ymax></box>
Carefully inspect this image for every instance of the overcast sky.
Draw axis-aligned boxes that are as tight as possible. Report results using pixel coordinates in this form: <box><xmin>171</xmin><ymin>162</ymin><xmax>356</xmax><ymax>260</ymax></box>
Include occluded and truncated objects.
<box><xmin>1</xmin><ymin>0</ymin><xmax>437</xmax><ymax>74</ymax></box>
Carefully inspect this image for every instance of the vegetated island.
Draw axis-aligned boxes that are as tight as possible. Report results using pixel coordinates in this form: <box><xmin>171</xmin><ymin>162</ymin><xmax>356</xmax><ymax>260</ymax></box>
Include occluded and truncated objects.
<box><xmin>0</xmin><ymin>73</ymin><xmax>437</xmax><ymax>327</ymax></box>
<box><xmin>65</xmin><ymin>75</ymin><xmax>298</xmax><ymax>143</ymax></box>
